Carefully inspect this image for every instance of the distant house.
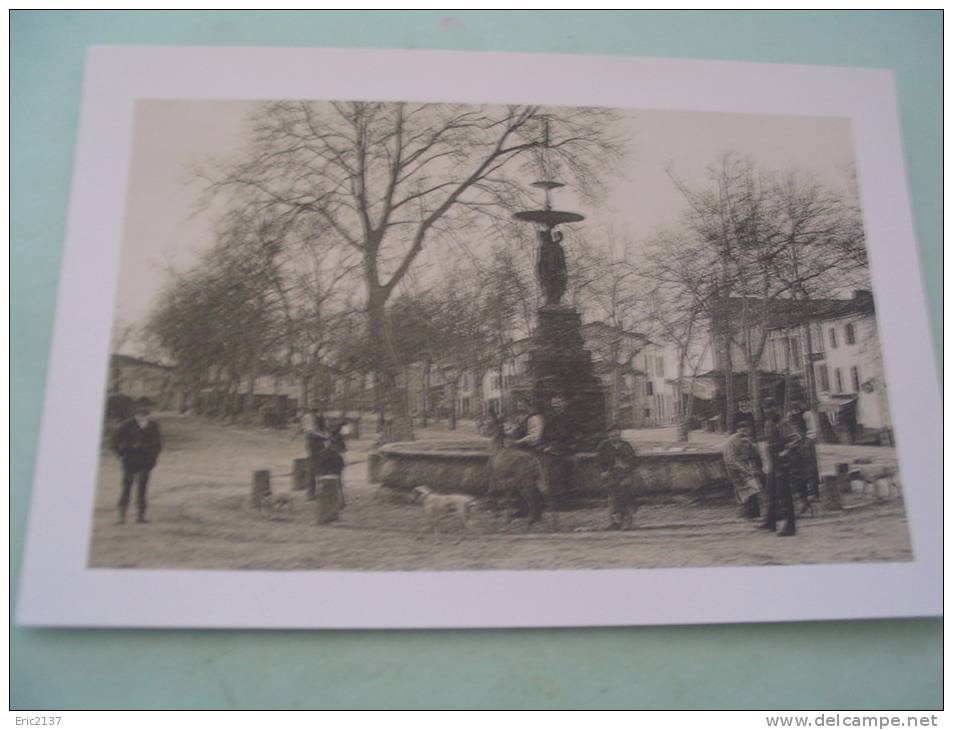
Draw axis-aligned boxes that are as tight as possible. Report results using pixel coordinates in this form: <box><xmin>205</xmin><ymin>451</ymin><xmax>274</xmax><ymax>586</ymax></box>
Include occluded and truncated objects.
<box><xmin>108</xmin><ymin>354</ymin><xmax>177</xmax><ymax>409</ymax></box>
<box><xmin>709</xmin><ymin>290</ymin><xmax>891</xmax><ymax>442</ymax></box>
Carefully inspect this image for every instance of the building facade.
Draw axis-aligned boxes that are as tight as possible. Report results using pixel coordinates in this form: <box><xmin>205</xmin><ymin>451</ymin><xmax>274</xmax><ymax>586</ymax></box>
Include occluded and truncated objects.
<box><xmin>108</xmin><ymin>354</ymin><xmax>178</xmax><ymax>409</ymax></box>
<box><xmin>708</xmin><ymin>290</ymin><xmax>891</xmax><ymax>442</ymax></box>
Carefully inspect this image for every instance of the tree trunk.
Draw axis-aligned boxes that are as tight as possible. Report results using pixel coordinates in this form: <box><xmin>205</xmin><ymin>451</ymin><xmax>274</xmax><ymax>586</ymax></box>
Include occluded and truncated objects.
<box><xmin>300</xmin><ymin>372</ymin><xmax>310</xmax><ymax>414</ymax></box>
<box><xmin>341</xmin><ymin>373</ymin><xmax>351</xmax><ymax>417</ymax></box>
<box><xmin>723</xmin><ymin>332</ymin><xmax>735</xmax><ymax>433</ymax></box>
<box><xmin>684</xmin><ymin>376</ymin><xmax>698</xmax><ymax>442</ymax></box>
<box><xmin>749</xmin><ymin>360</ymin><xmax>762</xmax><ymax>438</ymax></box>
<box><xmin>374</xmin><ymin>372</ymin><xmax>384</xmax><ymax>432</ymax></box>
<box><xmin>368</xmin><ymin>294</ymin><xmax>413</xmax><ymax>441</ymax></box>
<box><xmin>675</xmin><ymin>342</ymin><xmax>689</xmax><ymax>441</ymax></box>
<box><xmin>497</xmin><ymin>359</ymin><xmax>506</xmax><ymax>418</ymax></box>
<box><xmin>421</xmin><ymin>360</ymin><xmax>430</xmax><ymax>426</ymax></box>
<box><xmin>448</xmin><ymin>378</ymin><xmax>458</xmax><ymax>430</ymax></box>
<box><xmin>610</xmin><ymin>364</ymin><xmax>621</xmax><ymax>426</ymax></box>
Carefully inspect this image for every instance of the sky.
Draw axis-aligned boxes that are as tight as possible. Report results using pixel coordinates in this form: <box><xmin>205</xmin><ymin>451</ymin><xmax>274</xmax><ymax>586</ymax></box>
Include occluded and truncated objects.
<box><xmin>114</xmin><ymin>99</ymin><xmax>859</xmax><ymax>341</ymax></box>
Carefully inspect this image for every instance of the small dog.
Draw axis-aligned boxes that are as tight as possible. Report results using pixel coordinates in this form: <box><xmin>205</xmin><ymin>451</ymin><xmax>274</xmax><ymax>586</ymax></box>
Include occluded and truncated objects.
<box><xmin>850</xmin><ymin>465</ymin><xmax>901</xmax><ymax>499</ymax></box>
<box><xmin>412</xmin><ymin>486</ymin><xmax>475</xmax><ymax>532</ymax></box>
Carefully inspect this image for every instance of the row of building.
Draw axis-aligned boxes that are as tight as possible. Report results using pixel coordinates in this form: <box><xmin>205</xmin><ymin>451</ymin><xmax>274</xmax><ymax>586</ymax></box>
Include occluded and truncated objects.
<box><xmin>108</xmin><ymin>290</ymin><xmax>892</xmax><ymax>443</ymax></box>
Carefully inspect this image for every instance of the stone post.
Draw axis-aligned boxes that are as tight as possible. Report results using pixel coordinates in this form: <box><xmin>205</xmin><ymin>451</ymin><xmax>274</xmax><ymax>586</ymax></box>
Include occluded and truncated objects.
<box><xmin>251</xmin><ymin>470</ymin><xmax>271</xmax><ymax>509</ymax></box>
<box><xmin>315</xmin><ymin>476</ymin><xmax>342</xmax><ymax>524</ymax></box>
<box><xmin>367</xmin><ymin>452</ymin><xmax>382</xmax><ymax>484</ymax></box>
<box><xmin>820</xmin><ymin>474</ymin><xmax>843</xmax><ymax>511</ymax></box>
<box><xmin>292</xmin><ymin>458</ymin><xmax>312</xmax><ymax>491</ymax></box>
<box><xmin>836</xmin><ymin>462</ymin><xmax>851</xmax><ymax>493</ymax></box>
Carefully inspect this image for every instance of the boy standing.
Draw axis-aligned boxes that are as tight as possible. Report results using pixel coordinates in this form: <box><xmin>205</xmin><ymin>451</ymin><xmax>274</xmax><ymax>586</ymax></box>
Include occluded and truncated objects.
<box><xmin>595</xmin><ymin>424</ymin><xmax>638</xmax><ymax>530</ymax></box>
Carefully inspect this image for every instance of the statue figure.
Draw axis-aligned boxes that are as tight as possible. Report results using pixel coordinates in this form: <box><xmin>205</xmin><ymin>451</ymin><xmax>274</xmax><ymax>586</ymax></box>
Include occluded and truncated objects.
<box><xmin>536</xmin><ymin>227</ymin><xmax>568</xmax><ymax>306</ymax></box>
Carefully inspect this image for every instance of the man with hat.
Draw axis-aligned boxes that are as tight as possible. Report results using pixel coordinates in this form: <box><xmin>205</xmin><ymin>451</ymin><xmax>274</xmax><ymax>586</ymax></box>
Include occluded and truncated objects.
<box><xmin>722</xmin><ymin>414</ymin><xmax>764</xmax><ymax>519</ymax></box>
<box><xmin>513</xmin><ymin>394</ymin><xmax>577</xmax><ymax>516</ymax></box>
<box><xmin>759</xmin><ymin>396</ymin><xmax>797</xmax><ymax>536</ymax></box>
<box><xmin>110</xmin><ymin>401</ymin><xmax>162</xmax><ymax>524</ymax></box>
<box><xmin>510</xmin><ymin>396</ymin><xmax>536</xmax><ymax>445</ymax></box>
<box><xmin>787</xmin><ymin>400</ymin><xmax>821</xmax><ymax>505</ymax></box>
<box><xmin>596</xmin><ymin>423</ymin><xmax>639</xmax><ymax>530</ymax></box>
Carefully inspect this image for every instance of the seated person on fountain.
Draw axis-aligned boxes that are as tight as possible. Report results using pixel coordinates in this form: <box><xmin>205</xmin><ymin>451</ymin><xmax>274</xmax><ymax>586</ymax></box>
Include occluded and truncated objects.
<box><xmin>512</xmin><ymin>398</ymin><xmax>544</xmax><ymax>450</ymax></box>
<box><xmin>534</xmin><ymin>395</ymin><xmax>577</xmax><ymax>498</ymax></box>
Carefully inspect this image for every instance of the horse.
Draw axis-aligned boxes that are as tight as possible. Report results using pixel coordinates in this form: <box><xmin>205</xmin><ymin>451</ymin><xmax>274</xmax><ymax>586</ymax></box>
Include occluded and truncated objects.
<box><xmin>486</xmin><ymin>422</ymin><xmax>555</xmax><ymax>529</ymax></box>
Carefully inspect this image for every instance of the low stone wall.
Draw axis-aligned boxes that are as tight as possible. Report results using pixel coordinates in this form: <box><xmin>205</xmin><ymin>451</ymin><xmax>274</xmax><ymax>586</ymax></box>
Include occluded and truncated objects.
<box><xmin>375</xmin><ymin>439</ymin><xmax>731</xmax><ymax>498</ymax></box>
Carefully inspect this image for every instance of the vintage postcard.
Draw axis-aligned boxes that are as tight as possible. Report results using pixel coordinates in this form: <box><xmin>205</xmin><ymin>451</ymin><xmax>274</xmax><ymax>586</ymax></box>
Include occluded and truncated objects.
<box><xmin>17</xmin><ymin>47</ymin><xmax>940</xmax><ymax>628</ymax></box>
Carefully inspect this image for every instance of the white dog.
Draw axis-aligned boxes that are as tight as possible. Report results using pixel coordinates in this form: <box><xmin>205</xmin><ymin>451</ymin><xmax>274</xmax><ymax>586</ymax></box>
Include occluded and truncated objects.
<box><xmin>412</xmin><ymin>486</ymin><xmax>475</xmax><ymax>532</ymax></box>
<box><xmin>850</xmin><ymin>465</ymin><xmax>901</xmax><ymax>499</ymax></box>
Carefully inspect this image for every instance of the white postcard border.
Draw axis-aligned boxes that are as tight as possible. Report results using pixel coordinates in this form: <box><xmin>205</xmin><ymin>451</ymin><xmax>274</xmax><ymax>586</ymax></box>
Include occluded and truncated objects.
<box><xmin>17</xmin><ymin>47</ymin><xmax>941</xmax><ymax>628</ymax></box>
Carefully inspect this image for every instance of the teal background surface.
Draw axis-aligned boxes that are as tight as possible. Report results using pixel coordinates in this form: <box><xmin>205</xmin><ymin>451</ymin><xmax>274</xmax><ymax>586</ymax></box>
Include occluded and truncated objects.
<box><xmin>11</xmin><ymin>11</ymin><xmax>941</xmax><ymax>709</ymax></box>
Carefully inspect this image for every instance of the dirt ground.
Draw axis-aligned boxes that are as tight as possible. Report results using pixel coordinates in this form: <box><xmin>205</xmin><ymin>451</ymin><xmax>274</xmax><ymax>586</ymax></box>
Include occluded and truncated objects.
<box><xmin>87</xmin><ymin>415</ymin><xmax>913</xmax><ymax>571</ymax></box>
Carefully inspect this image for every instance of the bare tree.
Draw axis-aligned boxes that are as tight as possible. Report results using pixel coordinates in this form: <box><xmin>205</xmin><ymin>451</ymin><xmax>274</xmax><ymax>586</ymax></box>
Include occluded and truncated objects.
<box><xmin>638</xmin><ymin>229</ymin><xmax>714</xmax><ymax>440</ymax></box>
<box><xmin>205</xmin><ymin>101</ymin><xmax>620</xmax><ymax>439</ymax></box>
<box><xmin>574</xmin><ymin>234</ymin><xmax>646</xmax><ymax>426</ymax></box>
<box><xmin>671</xmin><ymin>154</ymin><xmax>868</xmax><ymax>433</ymax></box>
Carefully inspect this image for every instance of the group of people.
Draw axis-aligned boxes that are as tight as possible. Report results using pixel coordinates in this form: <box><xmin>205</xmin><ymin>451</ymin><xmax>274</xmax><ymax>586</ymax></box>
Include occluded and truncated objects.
<box><xmin>722</xmin><ymin>398</ymin><xmax>821</xmax><ymax>537</ymax></box>
<box><xmin>502</xmin><ymin>396</ymin><xmax>640</xmax><ymax>530</ymax></box>
<box><xmin>109</xmin><ymin>405</ymin><xmax>351</xmax><ymax>525</ymax></box>
<box><xmin>112</xmin><ymin>396</ymin><xmax>820</xmax><ymax>536</ymax></box>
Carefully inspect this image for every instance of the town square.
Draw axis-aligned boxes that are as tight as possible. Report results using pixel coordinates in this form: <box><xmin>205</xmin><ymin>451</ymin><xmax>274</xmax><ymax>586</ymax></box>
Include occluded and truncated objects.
<box><xmin>91</xmin><ymin>98</ymin><xmax>910</xmax><ymax>571</ymax></box>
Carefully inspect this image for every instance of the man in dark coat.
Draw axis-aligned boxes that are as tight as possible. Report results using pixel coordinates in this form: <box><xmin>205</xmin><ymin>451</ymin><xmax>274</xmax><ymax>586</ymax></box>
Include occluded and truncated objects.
<box><xmin>596</xmin><ymin>423</ymin><xmax>639</xmax><ymax>530</ymax></box>
<box><xmin>111</xmin><ymin>403</ymin><xmax>162</xmax><ymax>524</ymax></box>
<box><xmin>788</xmin><ymin>401</ymin><xmax>821</xmax><ymax>504</ymax></box>
<box><xmin>759</xmin><ymin>398</ymin><xmax>797</xmax><ymax>536</ymax></box>
<box><xmin>314</xmin><ymin>441</ymin><xmax>346</xmax><ymax>510</ymax></box>
<box><xmin>537</xmin><ymin>395</ymin><xmax>577</xmax><ymax>503</ymax></box>
<box><xmin>305</xmin><ymin>412</ymin><xmax>329</xmax><ymax>501</ymax></box>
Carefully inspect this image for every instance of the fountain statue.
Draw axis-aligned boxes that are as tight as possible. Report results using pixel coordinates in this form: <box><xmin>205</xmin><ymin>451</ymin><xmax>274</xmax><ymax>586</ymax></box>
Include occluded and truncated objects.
<box><xmin>536</xmin><ymin>228</ymin><xmax>567</xmax><ymax>307</ymax></box>
<box><xmin>511</xmin><ymin>122</ymin><xmax>607</xmax><ymax>449</ymax></box>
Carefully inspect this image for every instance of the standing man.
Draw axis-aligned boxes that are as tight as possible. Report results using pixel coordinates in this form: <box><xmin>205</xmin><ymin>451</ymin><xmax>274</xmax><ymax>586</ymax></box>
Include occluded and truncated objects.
<box><xmin>537</xmin><ymin>395</ymin><xmax>577</xmax><ymax>500</ymax></box>
<box><xmin>305</xmin><ymin>411</ymin><xmax>330</xmax><ymax>501</ymax></box>
<box><xmin>511</xmin><ymin>397</ymin><xmax>545</xmax><ymax>520</ymax></box>
<box><xmin>722</xmin><ymin>415</ymin><xmax>764</xmax><ymax>519</ymax></box>
<box><xmin>596</xmin><ymin>423</ymin><xmax>639</xmax><ymax>530</ymax></box>
<box><xmin>789</xmin><ymin>401</ymin><xmax>821</xmax><ymax>503</ymax></box>
<box><xmin>111</xmin><ymin>402</ymin><xmax>162</xmax><ymax>524</ymax></box>
<box><xmin>759</xmin><ymin>397</ymin><xmax>797</xmax><ymax>536</ymax></box>
<box><xmin>314</xmin><ymin>438</ymin><xmax>347</xmax><ymax>512</ymax></box>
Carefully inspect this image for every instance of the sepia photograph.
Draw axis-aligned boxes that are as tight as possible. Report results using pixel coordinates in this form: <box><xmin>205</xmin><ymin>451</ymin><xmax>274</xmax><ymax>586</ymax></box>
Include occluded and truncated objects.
<box><xmin>17</xmin><ymin>47</ymin><xmax>939</xmax><ymax>629</ymax></box>
<box><xmin>88</xmin><ymin>97</ymin><xmax>909</xmax><ymax>572</ymax></box>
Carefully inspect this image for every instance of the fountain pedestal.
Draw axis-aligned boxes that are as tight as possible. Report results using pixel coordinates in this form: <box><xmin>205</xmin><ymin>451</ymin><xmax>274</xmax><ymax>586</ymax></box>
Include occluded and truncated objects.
<box><xmin>519</xmin><ymin>306</ymin><xmax>607</xmax><ymax>450</ymax></box>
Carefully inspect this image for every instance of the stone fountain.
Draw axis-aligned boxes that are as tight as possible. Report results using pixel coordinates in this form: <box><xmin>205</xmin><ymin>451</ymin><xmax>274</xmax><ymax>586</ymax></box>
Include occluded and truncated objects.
<box><xmin>511</xmin><ymin>171</ymin><xmax>607</xmax><ymax>450</ymax></box>
<box><xmin>374</xmin><ymin>121</ymin><xmax>729</xmax><ymax>501</ymax></box>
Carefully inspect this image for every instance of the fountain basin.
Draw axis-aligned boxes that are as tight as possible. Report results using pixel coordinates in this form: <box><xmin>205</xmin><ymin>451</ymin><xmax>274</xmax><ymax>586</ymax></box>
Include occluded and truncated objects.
<box><xmin>375</xmin><ymin>438</ymin><xmax>731</xmax><ymax>498</ymax></box>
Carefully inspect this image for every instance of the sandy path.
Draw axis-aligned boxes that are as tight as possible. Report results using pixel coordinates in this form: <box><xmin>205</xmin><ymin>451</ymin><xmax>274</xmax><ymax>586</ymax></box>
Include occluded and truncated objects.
<box><xmin>88</xmin><ymin>415</ymin><xmax>912</xmax><ymax>571</ymax></box>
